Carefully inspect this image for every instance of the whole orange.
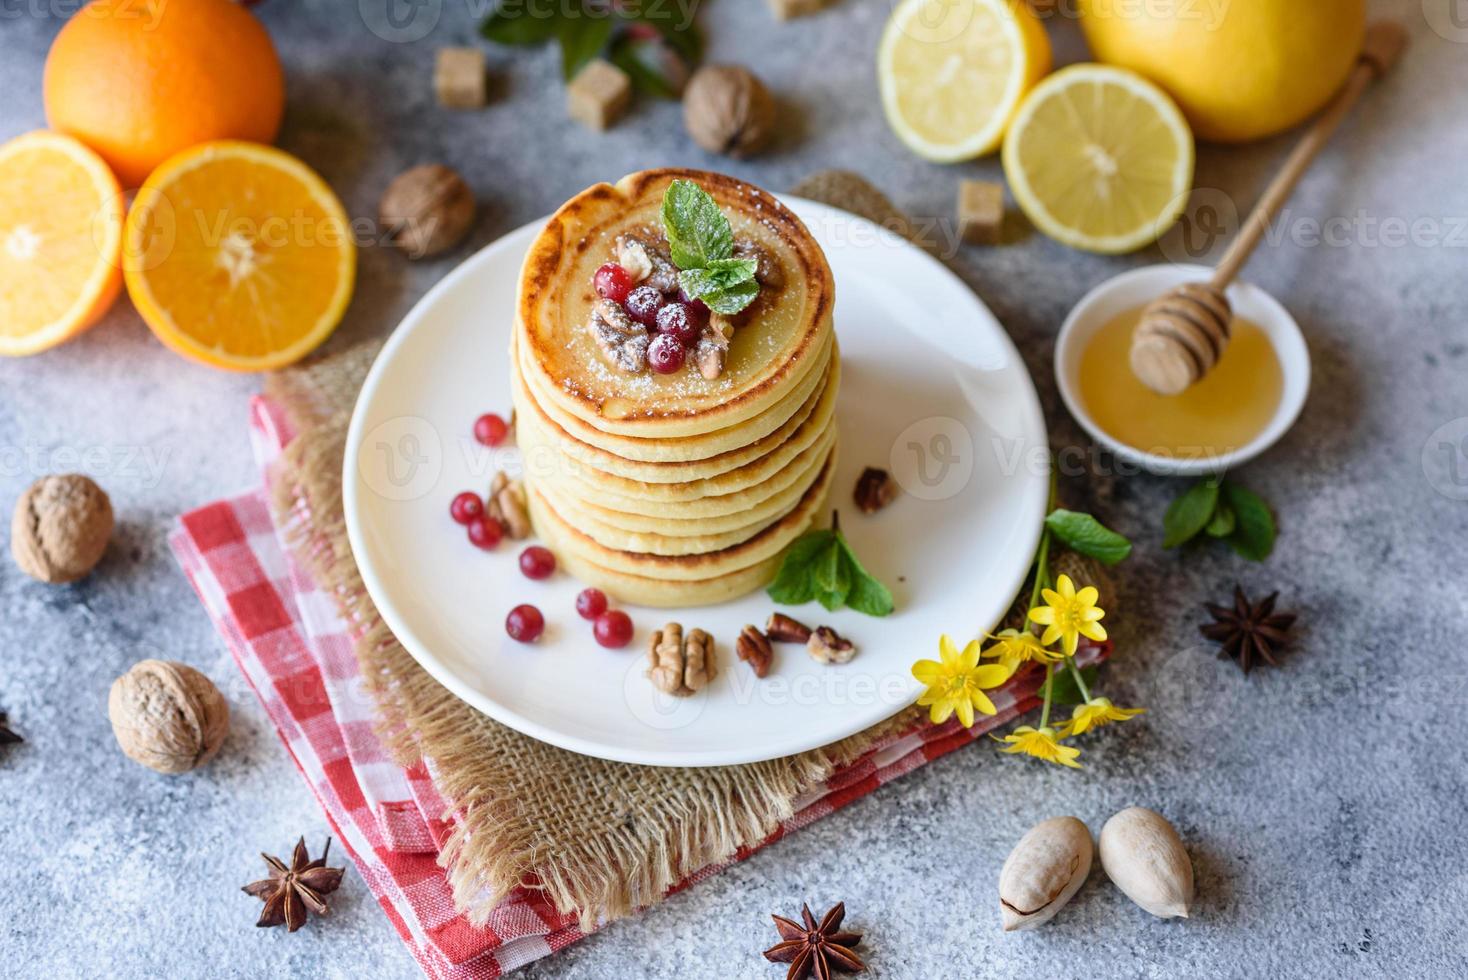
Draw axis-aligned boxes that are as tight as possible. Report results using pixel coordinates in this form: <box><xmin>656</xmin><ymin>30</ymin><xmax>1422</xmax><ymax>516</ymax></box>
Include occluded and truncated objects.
<box><xmin>44</xmin><ymin>0</ymin><xmax>284</xmax><ymax>188</ymax></box>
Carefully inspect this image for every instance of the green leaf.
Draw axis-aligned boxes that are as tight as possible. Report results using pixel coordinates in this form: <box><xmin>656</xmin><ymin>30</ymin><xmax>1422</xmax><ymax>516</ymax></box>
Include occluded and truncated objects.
<box><xmin>481</xmin><ymin>1</ymin><xmax>562</xmax><ymax>45</ymax></box>
<box><xmin>608</xmin><ymin>33</ymin><xmax>686</xmax><ymax>99</ymax></box>
<box><xmin>661</xmin><ymin>179</ymin><xmax>733</xmax><ymax>270</ymax></box>
<box><xmin>1204</xmin><ymin>502</ymin><xmax>1236</xmax><ymax>538</ymax></box>
<box><xmin>623</xmin><ymin>5</ymin><xmax>703</xmax><ymax>63</ymax></box>
<box><xmin>835</xmin><ymin>536</ymin><xmax>895</xmax><ymax>617</ymax></box>
<box><xmin>701</xmin><ymin>278</ymin><xmax>760</xmax><ymax>315</ymax></box>
<box><xmin>678</xmin><ymin>258</ymin><xmax>756</xmax><ymax>297</ymax></box>
<box><xmin>1044</xmin><ymin>509</ymin><xmax>1132</xmax><ymax>566</ymax></box>
<box><xmin>765</xmin><ymin>526</ymin><xmax>894</xmax><ymax>617</ymax></box>
<box><xmin>557</xmin><ymin>15</ymin><xmax>614</xmax><ymax>80</ymax></box>
<box><xmin>765</xmin><ymin>530</ymin><xmax>831</xmax><ymax>606</ymax></box>
<box><xmin>1222</xmin><ymin>483</ymin><xmax>1276</xmax><ymax>561</ymax></box>
<box><xmin>1163</xmin><ymin>478</ymin><xmax>1221</xmax><ymax>548</ymax></box>
<box><xmin>1042</xmin><ymin>666</ymin><xmax>1100</xmax><ymax>706</ymax></box>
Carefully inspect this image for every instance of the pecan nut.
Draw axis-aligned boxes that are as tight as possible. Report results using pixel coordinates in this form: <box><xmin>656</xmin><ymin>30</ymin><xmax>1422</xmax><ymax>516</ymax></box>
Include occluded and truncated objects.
<box><xmin>807</xmin><ymin>626</ymin><xmax>856</xmax><ymax>665</ymax></box>
<box><xmin>589</xmin><ymin>298</ymin><xmax>650</xmax><ymax>373</ymax></box>
<box><xmin>647</xmin><ymin>623</ymin><xmax>716</xmax><ymax>697</ymax></box>
<box><xmin>765</xmin><ymin>612</ymin><xmax>812</xmax><ymax>644</ymax></box>
<box><xmin>736</xmin><ymin>624</ymin><xmax>773</xmax><ymax>678</ymax></box>
<box><xmin>494</xmin><ymin>476</ymin><xmax>530</xmax><ymax>540</ymax></box>
<box><xmin>616</xmin><ymin>229</ymin><xmax>680</xmax><ymax>293</ymax></box>
<box><xmin>853</xmin><ymin>467</ymin><xmax>897</xmax><ymax>514</ymax></box>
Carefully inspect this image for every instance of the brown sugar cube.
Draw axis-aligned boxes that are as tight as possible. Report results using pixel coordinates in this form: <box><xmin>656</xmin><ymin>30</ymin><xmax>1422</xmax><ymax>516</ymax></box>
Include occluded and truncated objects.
<box><xmin>567</xmin><ymin>59</ymin><xmax>632</xmax><ymax>130</ymax></box>
<box><xmin>435</xmin><ymin>47</ymin><xmax>487</xmax><ymax>109</ymax></box>
<box><xmin>958</xmin><ymin>180</ymin><xmax>1004</xmax><ymax>245</ymax></box>
<box><xmin>768</xmin><ymin>0</ymin><xmax>830</xmax><ymax>19</ymax></box>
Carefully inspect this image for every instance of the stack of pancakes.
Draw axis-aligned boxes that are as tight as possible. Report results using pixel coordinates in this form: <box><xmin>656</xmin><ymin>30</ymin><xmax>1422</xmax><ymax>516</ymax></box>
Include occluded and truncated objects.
<box><xmin>511</xmin><ymin>169</ymin><xmax>838</xmax><ymax>607</ymax></box>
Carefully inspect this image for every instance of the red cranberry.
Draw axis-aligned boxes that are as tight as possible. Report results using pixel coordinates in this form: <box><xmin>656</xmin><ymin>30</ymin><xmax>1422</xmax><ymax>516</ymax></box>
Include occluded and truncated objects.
<box><xmin>519</xmin><ymin>545</ymin><xmax>556</xmax><ymax>579</ymax></box>
<box><xmin>466</xmin><ymin>516</ymin><xmax>503</xmax><ymax>550</ymax></box>
<box><xmin>473</xmin><ymin>412</ymin><xmax>509</xmax><ymax>447</ymax></box>
<box><xmin>505</xmin><ymin>604</ymin><xmax>544</xmax><ymax>642</ymax></box>
<box><xmin>593</xmin><ymin>610</ymin><xmax>634</xmax><ymax>649</ymax></box>
<box><xmin>677</xmin><ymin>289</ymin><xmax>711</xmax><ymax>322</ymax></box>
<box><xmin>594</xmin><ymin>263</ymin><xmax>633</xmax><ymax>304</ymax></box>
<box><xmin>655</xmin><ymin>303</ymin><xmax>703</xmax><ymax>345</ymax></box>
<box><xmin>575</xmin><ymin>588</ymin><xmax>608</xmax><ymax>620</ymax></box>
<box><xmin>450</xmin><ymin>491</ymin><xmax>483</xmax><ymax>525</ymax></box>
<box><xmin>624</xmin><ymin>285</ymin><xmax>666</xmax><ymax>327</ymax></box>
<box><xmin>647</xmin><ymin>334</ymin><xmax>686</xmax><ymax>374</ymax></box>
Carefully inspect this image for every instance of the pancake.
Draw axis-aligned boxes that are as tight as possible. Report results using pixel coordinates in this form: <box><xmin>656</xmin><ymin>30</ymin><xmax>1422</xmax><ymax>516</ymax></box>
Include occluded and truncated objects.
<box><xmin>527</xmin><ymin>445</ymin><xmax>836</xmax><ymax>603</ymax></box>
<box><xmin>515</xmin><ymin>168</ymin><xmax>834</xmax><ymax>439</ymax></box>
<box><xmin>532</xmin><ymin>426</ymin><xmax>838</xmax><ymax>548</ymax></box>
<box><xmin>512</xmin><ymin>334</ymin><xmax>836</xmax><ymax>474</ymax></box>
<box><xmin>518</xmin><ymin>398</ymin><xmax>837</xmax><ymax>518</ymax></box>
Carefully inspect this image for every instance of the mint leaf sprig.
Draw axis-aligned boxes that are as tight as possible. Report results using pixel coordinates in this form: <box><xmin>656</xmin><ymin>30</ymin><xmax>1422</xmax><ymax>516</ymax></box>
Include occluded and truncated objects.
<box><xmin>660</xmin><ymin>179</ymin><xmax>761</xmax><ymax>315</ymax></box>
<box><xmin>1163</xmin><ymin>475</ymin><xmax>1276</xmax><ymax>561</ymax></box>
<box><xmin>768</xmin><ymin>511</ymin><xmax>894</xmax><ymax>617</ymax></box>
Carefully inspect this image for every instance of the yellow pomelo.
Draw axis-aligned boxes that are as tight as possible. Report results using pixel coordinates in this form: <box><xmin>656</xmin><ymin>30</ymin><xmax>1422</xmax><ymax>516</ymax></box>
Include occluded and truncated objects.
<box><xmin>1003</xmin><ymin>64</ymin><xmax>1194</xmax><ymax>255</ymax></box>
<box><xmin>879</xmin><ymin>0</ymin><xmax>1052</xmax><ymax>162</ymax></box>
<box><xmin>1078</xmin><ymin>0</ymin><xmax>1366</xmax><ymax>143</ymax></box>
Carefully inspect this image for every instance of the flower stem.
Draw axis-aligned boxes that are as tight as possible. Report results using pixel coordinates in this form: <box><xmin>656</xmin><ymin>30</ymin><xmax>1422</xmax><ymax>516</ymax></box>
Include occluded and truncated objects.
<box><xmin>1065</xmin><ymin>656</ymin><xmax>1092</xmax><ymax>703</ymax></box>
<box><xmin>1039</xmin><ymin>663</ymin><xmax>1054</xmax><ymax>728</ymax></box>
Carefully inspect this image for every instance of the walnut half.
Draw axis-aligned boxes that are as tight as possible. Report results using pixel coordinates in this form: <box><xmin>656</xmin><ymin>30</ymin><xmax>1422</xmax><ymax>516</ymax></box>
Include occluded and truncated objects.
<box><xmin>807</xmin><ymin>626</ymin><xmax>856</xmax><ymax>665</ymax></box>
<box><xmin>588</xmin><ymin>298</ymin><xmax>649</xmax><ymax>373</ymax></box>
<box><xmin>647</xmin><ymin>623</ymin><xmax>716</xmax><ymax>697</ymax></box>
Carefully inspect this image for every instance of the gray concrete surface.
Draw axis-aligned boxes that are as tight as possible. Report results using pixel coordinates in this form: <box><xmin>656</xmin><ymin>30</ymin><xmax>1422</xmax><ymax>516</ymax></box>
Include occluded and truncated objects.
<box><xmin>3</xmin><ymin>1</ymin><xmax>1466</xmax><ymax>977</ymax></box>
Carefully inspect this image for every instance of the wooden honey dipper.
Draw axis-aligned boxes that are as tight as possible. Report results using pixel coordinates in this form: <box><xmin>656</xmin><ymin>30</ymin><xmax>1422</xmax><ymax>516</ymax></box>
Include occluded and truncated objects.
<box><xmin>1130</xmin><ymin>21</ymin><xmax>1409</xmax><ymax>396</ymax></box>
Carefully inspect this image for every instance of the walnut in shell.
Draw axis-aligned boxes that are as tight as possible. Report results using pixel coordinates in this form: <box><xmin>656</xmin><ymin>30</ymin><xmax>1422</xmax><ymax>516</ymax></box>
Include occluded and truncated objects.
<box><xmin>108</xmin><ymin>660</ymin><xmax>230</xmax><ymax>774</ymax></box>
<box><xmin>682</xmin><ymin>65</ymin><xmax>776</xmax><ymax>158</ymax></box>
<box><xmin>10</xmin><ymin>474</ymin><xmax>114</xmax><ymax>584</ymax></box>
<box><xmin>379</xmin><ymin>164</ymin><xmax>476</xmax><ymax>258</ymax></box>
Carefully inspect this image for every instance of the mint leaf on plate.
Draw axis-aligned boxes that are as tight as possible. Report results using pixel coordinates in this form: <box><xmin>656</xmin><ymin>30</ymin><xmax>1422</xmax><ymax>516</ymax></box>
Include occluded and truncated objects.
<box><xmin>767</xmin><ymin>519</ymin><xmax>894</xmax><ymax>617</ymax></box>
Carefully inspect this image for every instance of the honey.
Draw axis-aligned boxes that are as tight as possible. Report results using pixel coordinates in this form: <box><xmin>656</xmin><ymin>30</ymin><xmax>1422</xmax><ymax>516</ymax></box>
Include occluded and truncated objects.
<box><xmin>1077</xmin><ymin>306</ymin><xmax>1283</xmax><ymax>459</ymax></box>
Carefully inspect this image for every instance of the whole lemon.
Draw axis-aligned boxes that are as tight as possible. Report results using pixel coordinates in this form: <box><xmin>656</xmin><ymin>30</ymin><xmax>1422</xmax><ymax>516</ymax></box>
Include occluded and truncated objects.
<box><xmin>44</xmin><ymin>0</ymin><xmax>284</xmax><ymax>187</ymax></box>
<box><xmin>1078</xmin><ymin>0</ymin><xmax>1365</xmax><ymax>143</ymax></box>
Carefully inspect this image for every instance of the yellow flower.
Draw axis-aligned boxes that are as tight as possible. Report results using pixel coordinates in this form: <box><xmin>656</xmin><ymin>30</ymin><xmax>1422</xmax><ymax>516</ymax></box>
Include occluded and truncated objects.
<box><xmin>982</xmin><ymin>628</ymin><xmax>1063</xmax><ymax>671</ymax></box>
<box><xmin>1027</xmin><ymin>574</ymin><xmax>1107</xmax><ymax>657</ymax></box>
<box><xmin>996</xmin><ymin>725</ymin><xmax>1082</xmax><ymax>769</ymax></box>
<box><xmin>1058</xmin><ymin>697</ymin><xmax>1145</xmax><ymax>737</ymax></box>
<box><xmin>912</xmin><ymin>635</ymin><xmax>1012</xmax><ymax>728</ymax></box>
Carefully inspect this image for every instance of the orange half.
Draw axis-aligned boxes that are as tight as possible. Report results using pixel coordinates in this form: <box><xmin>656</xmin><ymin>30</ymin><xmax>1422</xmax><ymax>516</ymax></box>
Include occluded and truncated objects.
<box><xmin>0</xmin><ymin>130</ymin><xmax>124</xmax><ymax>356</ymax></box>
<box><xmin>123</xmin><ymin>140</ymin><xmax>356</xmax><ymax>371</ymax></box>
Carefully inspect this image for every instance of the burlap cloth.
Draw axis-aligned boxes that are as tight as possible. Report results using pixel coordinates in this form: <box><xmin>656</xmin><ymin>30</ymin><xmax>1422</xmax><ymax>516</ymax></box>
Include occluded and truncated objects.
<box><xmin>264</xmin><ymin>172</ymin><xmax>1106</xmax><ymax>930</ymax></box>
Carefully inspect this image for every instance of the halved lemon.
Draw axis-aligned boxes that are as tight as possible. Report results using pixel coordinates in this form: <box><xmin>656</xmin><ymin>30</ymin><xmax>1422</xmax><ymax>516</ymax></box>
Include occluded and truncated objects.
<box><xmin>878</xmin><ymin>0</ymin><xmax>1051</xmax><ymax>163</ymax></box>
<box><xmin>1002</xmin><ymin>64</ymin><xmax>1194</xmax><ymax>254</ymax></box>
<box><xmin>124</xmin><ymin>140</ymin><xmax>355</xmax><ymax>371</ymax></box>
<box><xmin>0</xmin><ymin>130</ymin><xmax>124</xmax><ymax>356</ymax></box>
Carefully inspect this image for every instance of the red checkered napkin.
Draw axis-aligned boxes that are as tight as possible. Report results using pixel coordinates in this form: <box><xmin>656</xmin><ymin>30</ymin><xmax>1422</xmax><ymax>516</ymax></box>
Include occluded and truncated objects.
<box><xmin>170</xmin><ymin>396</ymin><xmax>1105</xmax><ymax>978</ymax></box>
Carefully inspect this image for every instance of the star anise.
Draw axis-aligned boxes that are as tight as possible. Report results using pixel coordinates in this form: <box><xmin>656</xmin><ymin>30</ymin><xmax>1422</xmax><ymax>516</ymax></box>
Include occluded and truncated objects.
<box><xmin>242</xmin><ymin>837</ymin><xmax>345</xmax><ymax>932</ymax></box>
<box><xmin>0</xmin><ymin>712</ymin><xmax>22</xmax><ymax>746</ymax></box>
<box><xmin>762</xmin><ymin>902</ymin><xmax>865</xmax><ymax>980</ymax></box>
<box><xmin>1200</xmin><ymin>585</ymin><xmax>1296</xmax><ymax>673</ymax></box>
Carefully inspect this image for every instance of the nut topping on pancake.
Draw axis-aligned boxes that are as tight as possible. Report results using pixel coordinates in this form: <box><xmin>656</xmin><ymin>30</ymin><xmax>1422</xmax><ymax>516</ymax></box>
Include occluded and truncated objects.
<box><xmin>614</xmin><ymin>229</ymin><xmax>680</xmax><ymax>293</ymax></box>
<box><xmin>588</xmin><ymin>298</ymin><xmax>650</xmax><ymax>373</ymax></box>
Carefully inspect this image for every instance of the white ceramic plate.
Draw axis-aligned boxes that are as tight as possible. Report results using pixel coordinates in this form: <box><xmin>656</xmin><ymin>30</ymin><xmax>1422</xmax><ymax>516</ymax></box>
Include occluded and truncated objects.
<box><xmin>344</xmin><ymin>199</ymin><xmax>1048</xmax><ymax>767</ymax></box>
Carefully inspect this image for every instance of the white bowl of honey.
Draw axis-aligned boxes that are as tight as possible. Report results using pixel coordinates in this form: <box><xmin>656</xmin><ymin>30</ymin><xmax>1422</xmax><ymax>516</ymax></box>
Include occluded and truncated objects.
<box><xmin>1055</xmin><ymin>264</ymin><xmax>1310</xmax><ymax>476</ymax></box>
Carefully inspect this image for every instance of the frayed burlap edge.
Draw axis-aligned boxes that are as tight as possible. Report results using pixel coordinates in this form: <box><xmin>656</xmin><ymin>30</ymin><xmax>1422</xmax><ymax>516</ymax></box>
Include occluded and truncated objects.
<box><xmin>260</xmin><ymin>172</ymin><xmax>1099</xmax><ymax>932</ymax></box>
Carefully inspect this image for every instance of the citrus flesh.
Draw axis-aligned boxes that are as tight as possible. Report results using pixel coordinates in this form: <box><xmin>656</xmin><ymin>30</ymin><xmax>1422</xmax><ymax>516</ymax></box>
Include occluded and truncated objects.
<box><xmin>0</xmin><ymin>130</ymin><xmax>124</xmax><ymax>356</ymax></box>
<box><xmin>879</xmin><ymin>0</ymin><xmax>1051</xmax><ymax>162</ymax></box>
<box><xmin>123</xmin><ymin>141</ymin><xmax>355</xmax><ymax>372</ymax></box>
<box><xmin>1002</xmin><ymin>64</ymin><xmax>1194</xmax><ymax>255</ymax></box>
